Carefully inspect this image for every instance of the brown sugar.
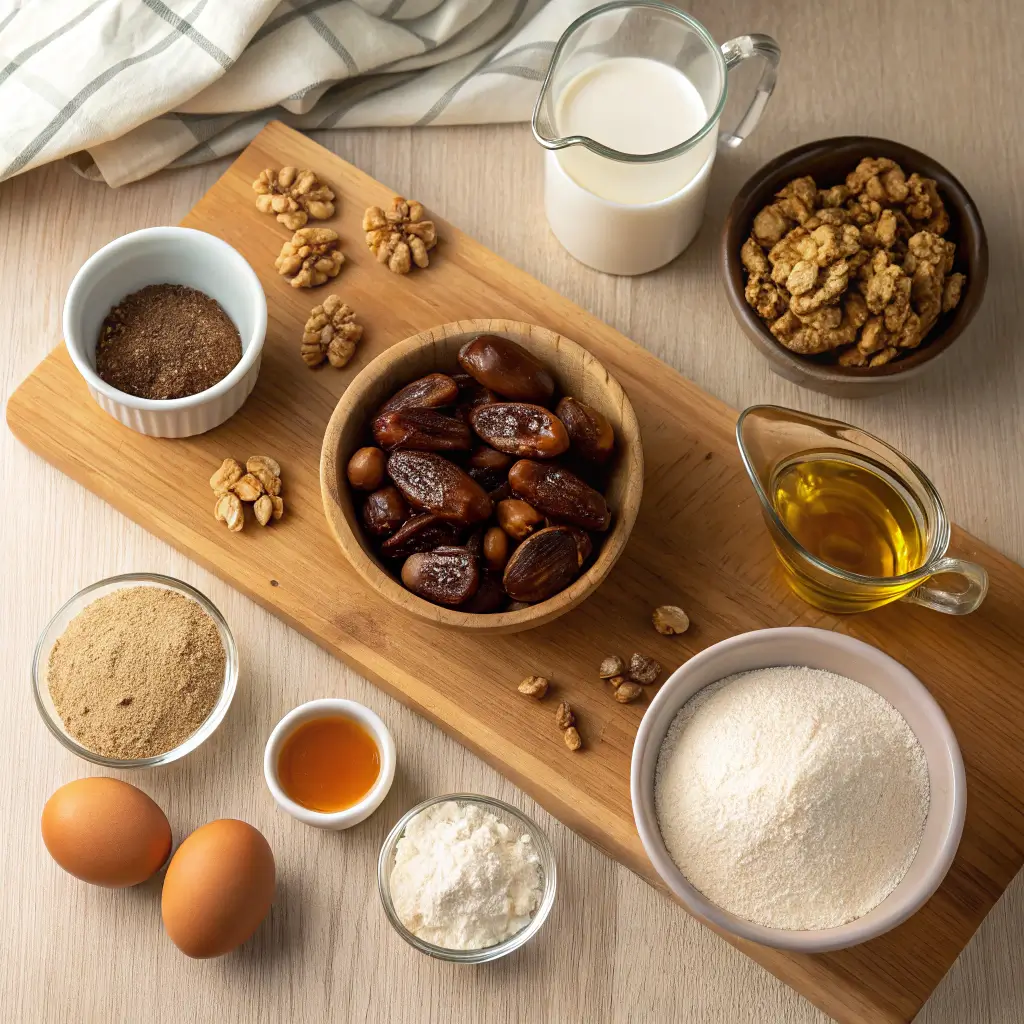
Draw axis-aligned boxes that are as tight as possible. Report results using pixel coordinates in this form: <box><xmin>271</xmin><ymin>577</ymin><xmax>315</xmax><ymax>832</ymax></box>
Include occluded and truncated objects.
<box><xmin>95</xmin><ymin>283</ymin><xmax>242</xmax><ymax>400</ymax></box>
<box><xmin>47</xmin><ymin>586</ymin><xmax>226</xmax><ymax>760</ymax></box>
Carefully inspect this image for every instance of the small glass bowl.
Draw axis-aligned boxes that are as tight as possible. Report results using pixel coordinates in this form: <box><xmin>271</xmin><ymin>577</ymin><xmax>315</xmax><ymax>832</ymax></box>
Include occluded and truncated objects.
<box><xmin>32</xmin><ymin>573</ymin><xmax>238</xmax><ymax>768</ymax></box>
<box><xmin>378</xmin><ymin>793</ymin><xmax>558</xmax><ymax>963</ymax></box>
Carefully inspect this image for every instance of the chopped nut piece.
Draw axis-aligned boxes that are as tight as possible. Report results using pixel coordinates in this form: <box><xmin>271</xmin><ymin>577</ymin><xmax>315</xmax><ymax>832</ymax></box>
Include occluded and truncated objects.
<box><xmin>599</xmin><ymin>655</ymin><xmax>625</xmax><ymax>679</ymax></box>
<box><xmin>607</xmin><ymin>675</ymin><xmax>628</xmax><ymax>689</ymax></box>
<box><xmin>363</xmin><ymin>196</ymin><xmax>438</xmax><ymax>274</ymax></box>
<box><xmin>275</xmin><ymin>227</ymin><xmax>345</xmax><ymax>288</ymax></box>
<box><xmin>210</xmin><ymin>457</ymin><xmax>244</xmax><ymax>495</ymax></box>
<box><xmin>215</xmin><ymin>493</ymin><xmax>244</xmax><ymax>533</ymax></box>
<box><xmin>270</xmin><ymin>495</ymin><xmax>285</xmax><ymax>521</ymax></box>
<box><xmin>554</xmin><ymin>700</ymin><xmax>575</xmax><ymax>730</ymax></box>
<box><xmin>563</xmin><ymin>726</ymin><xmax>582</xmax><ymax>752</ymax></box>
<box><xmin>250</xmin><ymin>465</ymin><xmax>281</xmax><ymax>495</ymax></box>
<box><xmin>231</xmin><ymin>473</ymin><xmax>264</xmax><ymax>502</ymax></box>
<box><xmin>253</xmin><ymin>167</ymin><xmax>335</xmax><ymax>230</ymax></box>
<box><xmin>253</xmin><ymin>494</ymin><xmax>274</xmax><ymax>527</ymax></box>
<box><xmin>629</xmin><ymin>654</ymin><xmax>662</xmax><ymax>685</ymax></box>
<box><xmin>653</xmin><ymin>605</ymin><xmax>690</xmax><ymax>635</ymax></box>
<box><xmin>301</xmin><ymin>294</ymin><xmax>363</xmax><ymax>368</ymax></box>
<box><xmin>614</xmin><ymin>683</ymin><xmax>644</xmax><ymax>704</ymax></box>
<box><xmin>247</xmin><ymin>455</ymin><xmax>281</xmax><ymax>478</ymax></box>
<box><xmin>518</xmin><ymin>675</ymin><xmax>549</xmax><ymax>699</ymax></box>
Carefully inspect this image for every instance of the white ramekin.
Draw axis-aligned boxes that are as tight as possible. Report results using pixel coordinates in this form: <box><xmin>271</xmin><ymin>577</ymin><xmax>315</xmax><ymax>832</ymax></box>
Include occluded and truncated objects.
<box><xmin>63</xmin><ymin>226</ymin><xmax>267</xmax><ymax>438</ymax></box>
<box><xmin>631</xmin><ymin>627</ymin><xmax>966</xmax><ymax>953</ymax></box>
<box><xmin>264</xmin><ymin>699</ymin><xmax>396</xmax><ymax>830</ymax></box>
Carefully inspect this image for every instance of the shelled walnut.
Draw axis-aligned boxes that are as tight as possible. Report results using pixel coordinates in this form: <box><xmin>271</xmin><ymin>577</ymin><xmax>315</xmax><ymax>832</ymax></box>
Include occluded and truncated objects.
<box><xmin>301</xmin><ymin>295</ymin><xmax>363</xmax><ymax>368</ymax></box>
<box><xmin>741</xmin><ymin>157</ymin><xmax>966</xmax><ymax>368</ymax></box>
<box><xmin>252</xmin><ymin>167</ymin><xmax>335</xmax><ymax>230</ymax></box>
<box><xmin>363</xmin><ymin>196</ymin><xmax>437</xmax><ymax>274</ymax></box>
<box><xmin>209</xmin><ymin>456</ymin><xmax>284</xmax><ymax>531</ymax></box>
<box><xmin>275</xmin><ymin>227</ymin><xmax>344</xmax><ymax>288</ymax></box>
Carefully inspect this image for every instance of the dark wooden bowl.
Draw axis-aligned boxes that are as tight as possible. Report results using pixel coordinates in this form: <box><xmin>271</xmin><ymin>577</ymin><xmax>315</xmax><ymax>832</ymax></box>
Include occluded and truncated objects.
<box><xmin>721</xmin><ymin>137</ymin><xmax>988</xmax><ymax>397</ymax></box>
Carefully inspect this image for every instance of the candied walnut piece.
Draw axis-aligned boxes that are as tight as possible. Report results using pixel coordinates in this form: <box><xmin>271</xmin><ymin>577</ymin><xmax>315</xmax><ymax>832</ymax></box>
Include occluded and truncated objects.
<box><xmin>943</xmin><ymin>272</ymin><xmax>966</xmax><ymax>313</ymax></box>
<box><xmin>819</xmin><ymin>184</ymin><xmax>849</xmax><ymax>208</ymax></box>
<box><xmin>741</xmin><ymin>237</ymin><xmax>770</xmax><ymax>276</ymax></box>
<box><xmin>554</xmin><ymin>701</ymin><xmax>575</xmax><ymax>730</ymax></box>
<box><xmin>745</xmin><ymin>274</ymin><xmax>790</xmax><ymax>320</ymax></box>
<box><xmin>790</xmin><ymin>259</ymin><xmax>849</xmax><ymax>317</ymax></box>
<box><xmin>629</xmin><ymin>653</ymin><xmax>662</xmax><ymax>685</ymax></box>
<box><xmin>253</xmin><ymin>167</ymin><xmax>335</xmax><ymax>230</ymax></box>
<box><xmin>210</xmin><ymin>458</ymin><xmax>243</xmax><ymax>495</ymax></box>
<box><xmin>276</xmin><ymin>228</ymin><xmax>345</xmax><ymax>289</ymax></box>
<box><xmin>599</xmin><ymin>655</ymin><xmax>625</xmax><ymax>679</ymax></box>
<box><xmin>301</xmin><ymin>294</ymin><xmax>362</xmax><ymax>368</ymax></box>
<box><xmin>614</xmin><ymin>683</ymin><xmax>644</xmax><ymax>704</ymax></box>
<box><xmin>905</xmin><ymin>173</ymin><xmax>949</xmax><ymax>234</ymax></box>
<box><xmin>653</xmin><ymin>605</ymin><xmax>689</xmax><ymax>635</ymax></box>
<box><xmin>518</xmin><ymin>676</ymin><xmax>549</xmax><ymax>699</ymax></box>
<box><xmin>752</xmin><ymin>204</ymin><xmax>792</xmax><ymax>247</ymax></box>
<box><xmin>363</xmin><ymin>196</ymin><xmax>437</xmax><ymax>273</ymax></box>
<box><xmin>563</xmin><ymin>726</ymin><xmax>583</xmax><ymax>752</ymax></box>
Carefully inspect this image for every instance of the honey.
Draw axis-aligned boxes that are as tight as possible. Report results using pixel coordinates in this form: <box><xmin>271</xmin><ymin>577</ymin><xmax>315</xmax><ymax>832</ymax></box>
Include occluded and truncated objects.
<box><xmin>277</xmin><ymin>716</ymin><xmax>380</xmax><ymax>813</ymax></box>
<box><xmin>771</xmin><ymin>451</ymin><xmax>926</xmax><ymax>579</ymax></box>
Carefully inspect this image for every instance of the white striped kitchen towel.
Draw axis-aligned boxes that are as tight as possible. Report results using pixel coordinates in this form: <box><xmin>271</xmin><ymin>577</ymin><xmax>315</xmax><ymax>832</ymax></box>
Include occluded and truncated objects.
<box><xmin>0</xmin><ymin>0</ymin><xmax>603</xmax><ymax>186</ymax></box>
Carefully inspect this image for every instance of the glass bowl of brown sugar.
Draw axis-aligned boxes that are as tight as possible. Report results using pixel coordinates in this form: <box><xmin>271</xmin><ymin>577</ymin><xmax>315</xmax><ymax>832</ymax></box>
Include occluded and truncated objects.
<box><xmin>32</xmin><ymin>573</ymin><xmax>238</xmax><ymax>768</ymax></box>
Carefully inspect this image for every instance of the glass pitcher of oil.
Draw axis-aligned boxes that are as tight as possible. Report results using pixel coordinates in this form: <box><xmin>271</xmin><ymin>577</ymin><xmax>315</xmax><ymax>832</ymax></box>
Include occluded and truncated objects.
<box><xmin>736</xmin><ymin>405</ymin><xmax>988</xmax><ymax>615</ymax></box>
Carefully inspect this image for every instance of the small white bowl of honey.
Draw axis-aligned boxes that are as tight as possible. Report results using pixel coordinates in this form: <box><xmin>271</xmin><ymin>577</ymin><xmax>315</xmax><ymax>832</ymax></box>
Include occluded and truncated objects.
<box><xmin>264</xmin><ymin>699</ymin><xmax>396</xmax><ymax>830</ymax></box>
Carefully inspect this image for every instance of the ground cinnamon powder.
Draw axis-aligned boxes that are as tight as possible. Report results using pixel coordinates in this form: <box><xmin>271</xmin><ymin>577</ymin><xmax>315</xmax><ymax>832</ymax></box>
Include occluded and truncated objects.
<box><xmin>47</xmin><ymin>587</ymin><xmax>226</xmax><ymax>759</ymax></box>
<box><xmin>95</xmin><ymin>283</ymin><xmax>242</xmax><ymax>400</ymax></box>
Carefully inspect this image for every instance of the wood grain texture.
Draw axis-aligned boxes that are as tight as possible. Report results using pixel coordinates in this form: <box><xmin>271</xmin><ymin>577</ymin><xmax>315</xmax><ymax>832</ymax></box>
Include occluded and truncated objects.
<box><xmin>2</xmin><ymin>2</ymin><xmax>1023</xmax><ymax>1022</ymax></box>
<box><xmin>7</xmin><ymin>120</ymin><xmax>1024</xmax><ymax>1024</ymax></box>
<box><xmin>321</xmin><ymin>318</ymin><xmax>643</xmax><ymax>633</ymax></box>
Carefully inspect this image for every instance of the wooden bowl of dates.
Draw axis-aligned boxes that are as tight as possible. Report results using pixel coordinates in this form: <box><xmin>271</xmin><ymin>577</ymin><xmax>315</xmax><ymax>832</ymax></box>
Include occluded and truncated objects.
<box><xmin>320</xmin><ymin>319</ymin><xmax>643</xmax><ymax>634</ymax></box>
<box><xmin>721</xmin><ymin>136</ymin><xmax>988</xmax><ymax>398</ymax></box>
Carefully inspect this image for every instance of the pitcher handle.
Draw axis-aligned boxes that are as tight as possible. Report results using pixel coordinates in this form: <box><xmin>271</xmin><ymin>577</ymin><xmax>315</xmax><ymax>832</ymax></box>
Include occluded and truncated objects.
<box><xmin>719</xmin><ymin>34</ymin><xmax>781</xmax><ymax>150</ymax></box>
<box><xmin>901</xmin><ymin>557</ymin><xmax>989</xmax><ymax>615</ymax></box>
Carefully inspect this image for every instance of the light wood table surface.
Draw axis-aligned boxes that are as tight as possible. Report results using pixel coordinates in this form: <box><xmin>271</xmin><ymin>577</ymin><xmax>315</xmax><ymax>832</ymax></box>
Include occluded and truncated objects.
<box><xmin>2</xmin><ymin>2</ymin><xmax>1022</xmax><ymax>1021</ymax></box>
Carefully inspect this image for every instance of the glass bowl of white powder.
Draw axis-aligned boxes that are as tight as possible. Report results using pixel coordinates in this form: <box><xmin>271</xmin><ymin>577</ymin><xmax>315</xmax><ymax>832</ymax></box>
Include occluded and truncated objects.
<box><xmin>630</xmin><ymin>627</ymin><xmax>966</xmax><ymax>953</ymax></box>
<box><xmin>377</xmin><ymin>794</ymin><xmax>557</xmax><ymax>963</ymax></box>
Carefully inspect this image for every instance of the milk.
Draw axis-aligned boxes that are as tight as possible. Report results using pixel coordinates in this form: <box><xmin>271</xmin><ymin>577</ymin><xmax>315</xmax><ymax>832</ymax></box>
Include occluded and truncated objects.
<box><xmin>544</xmin><ymin>56</ymin><xmax>718</xmax><ymax>275</ymax></box>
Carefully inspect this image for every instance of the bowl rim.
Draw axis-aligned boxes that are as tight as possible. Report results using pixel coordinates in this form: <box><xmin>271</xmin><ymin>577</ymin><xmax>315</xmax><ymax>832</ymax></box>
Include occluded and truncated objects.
<box><xmin>263</xmin><ymin>698</ymin><xmax>397</xmax><ymax>829</ymax></box>
<box><xmin>31</xmin><ymin>572</ymin><xmax>239</xmax><ymax>768</ymax></box>
<box><xmin>320</xmin><ymin>318</ymin><xmax>644</xmax><ymax>632</ymax></box>
<box><xmin>720</xmin><ymin>135</ymin><xmax>989</xmax><ymax>385</ymax></box>
<box><xmin>630</xmin><ymin>626</ymin><xmax>967</xmax><ymax>952</ymax></box>
<box><xmin>62</xmin><ymin>225</ymin><xmax>268</xmax><ymax>411</ymax></box>
<box><xmin>377</xmin><ymin>792</ymin><xmax>558</xmax><ymax>963</ymax></box>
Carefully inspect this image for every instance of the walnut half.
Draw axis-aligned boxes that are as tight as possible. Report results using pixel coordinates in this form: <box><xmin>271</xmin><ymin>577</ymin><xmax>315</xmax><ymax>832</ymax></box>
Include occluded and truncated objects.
<box><xmin>276</xmin><ymin>227</ymin><xmax>345</xmax><ymax>288</ymax></box>
<box><xmin>363</xmin><ymin>196</ymin><xmax>438</xmax><ymax>274</ymax></box>
<box><xmin>253</xmin><ymin>167</ymin><xmax>335</xmax><ymax>230</ymax></box>
<box><xmin>301</xmin><ymin>295</ymin><xmax>363</xmax><ymax>368</ymax></box>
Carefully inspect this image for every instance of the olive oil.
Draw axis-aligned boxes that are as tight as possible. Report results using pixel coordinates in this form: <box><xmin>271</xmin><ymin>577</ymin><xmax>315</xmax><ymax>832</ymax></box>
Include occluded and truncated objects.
<box><xmin>771</xmin><ymin>452</ymin><xmax>925</xmax><ymax>578</ymax></box>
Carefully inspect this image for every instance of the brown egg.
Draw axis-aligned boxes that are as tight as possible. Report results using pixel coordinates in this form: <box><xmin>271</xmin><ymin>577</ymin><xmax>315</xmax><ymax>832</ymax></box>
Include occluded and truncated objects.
<box><xmin>41</xmin><ymin>777</ymin><xmax>172</xmax><ymax>888</ymax></box>
<box><xmin>161</xmin><ymin>819</ymin><xmax>275</xmax><ymax>958</ymax></box>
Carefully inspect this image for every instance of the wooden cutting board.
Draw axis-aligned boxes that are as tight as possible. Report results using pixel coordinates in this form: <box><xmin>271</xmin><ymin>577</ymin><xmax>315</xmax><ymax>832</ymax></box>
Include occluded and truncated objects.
<box><xmin>8</xmin><ymin>122</ymin><xmax>1024</xmax><ymax>1024</ymax></box>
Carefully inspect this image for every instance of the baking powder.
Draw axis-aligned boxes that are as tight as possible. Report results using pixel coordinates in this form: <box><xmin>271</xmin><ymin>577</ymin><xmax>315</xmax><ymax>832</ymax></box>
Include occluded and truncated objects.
<box><xmin>654</xmin><ymin>666</ymin><xmax>930</xmax><ymax>930</ymax></box>
<box><xmin>390</xmin><ymin>800</ymin><xmax>543</xmax><ymax>949</ymax></box>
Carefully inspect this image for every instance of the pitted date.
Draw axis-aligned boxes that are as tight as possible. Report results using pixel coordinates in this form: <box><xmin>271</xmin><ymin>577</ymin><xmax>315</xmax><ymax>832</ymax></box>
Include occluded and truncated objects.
<box><xmin>372</xmin><ymin>408</ymin><xmax>471</xmax><ymax>452</ymax></box>
<box><xmin>379</xmin><ymin>373</ymin><xmax>458</xmax><ymax>414</ymax></box>
<box><xmin>503</xmin><ymin>526</ymin><xmax>581</xmax><ymax>603</ymax></box>
<box><xmin>555</xmin><ymin>397</ymin><xmax>615</xmax><ymax>463</ymax></box>
<box><xmin>362</xmin><ymin>485</ymin><xmax>410</xmax><ymax>537</ymax></box>
<box><xmin>458</xmin><ymin>571</ymin><xmax>505</xmax><ymax>613</ymax></box>
<box><xmin>469</xmin><ymin>402</ymin><xmax>569</xmax><ymax>459</ymax></box>
<box><xmin>387</xmin><ymin>451</ymin><xmax>492</xmax><ymax>525</ymax></box>
<box><xmin>401</xmin><ymin>549</ymin><xmax>480</xmax><ymax>605</ymax></box>
<box><xmin>457</xmin><ymin>335</ymin><xmax>556</xmax><ymax>405</ymax></box>
<box><xmin>380</xmin><ymin>513</ymin><xmax>462</xmax><ymax>559</ymax></box>
<box><xmin>508</xmin><ymin>460</ymin><xmax>610</xmax><ymax>532</ymax></box>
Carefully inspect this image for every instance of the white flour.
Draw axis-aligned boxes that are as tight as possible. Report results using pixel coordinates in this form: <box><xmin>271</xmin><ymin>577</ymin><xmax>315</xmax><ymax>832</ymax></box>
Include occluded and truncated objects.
<box><xmin>654</xmin><ymin>666</ymin><xmax>930</xmax><ymax>930</ymax></box>
<box><xmin>390</xmin><ymin>800</ymin><xmax>543</xmax><ymax>949</ymax></box>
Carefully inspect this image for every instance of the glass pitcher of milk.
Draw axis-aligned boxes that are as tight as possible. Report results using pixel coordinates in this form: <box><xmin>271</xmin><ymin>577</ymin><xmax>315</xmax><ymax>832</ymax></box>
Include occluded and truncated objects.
<box><xmin>533</xmin><ymin>1</ymin><xmax>780</xmax><ymax>276</ymax></box>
